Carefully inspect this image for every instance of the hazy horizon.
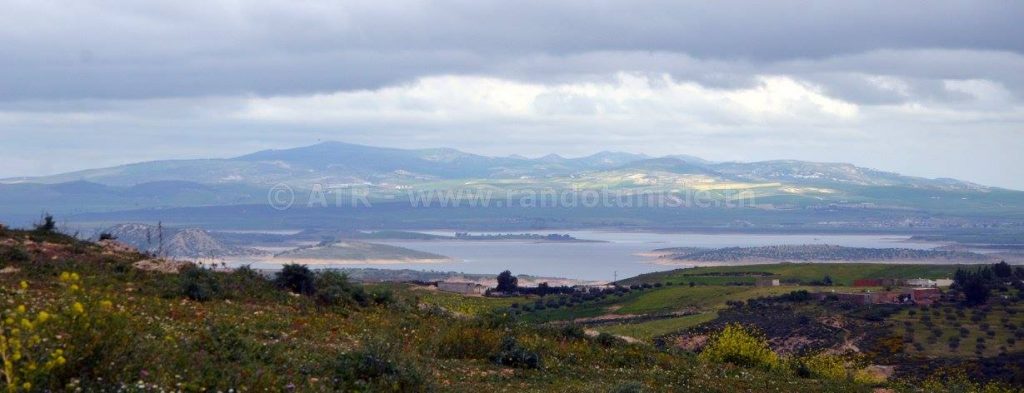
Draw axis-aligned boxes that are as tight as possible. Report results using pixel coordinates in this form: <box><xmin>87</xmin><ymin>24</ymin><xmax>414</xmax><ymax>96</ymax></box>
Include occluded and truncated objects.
<box><xmin>3</xmin><ymin>139</ymin><xmax>1020</xmax><ymax>191</ymax></box>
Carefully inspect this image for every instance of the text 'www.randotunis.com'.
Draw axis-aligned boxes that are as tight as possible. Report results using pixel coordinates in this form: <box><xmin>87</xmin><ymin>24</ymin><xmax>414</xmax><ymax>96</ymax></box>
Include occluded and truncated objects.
<box><xmin>267</xmin><ymin>184</ymin><xmax>756</xmax><ymax>210</ymax></box>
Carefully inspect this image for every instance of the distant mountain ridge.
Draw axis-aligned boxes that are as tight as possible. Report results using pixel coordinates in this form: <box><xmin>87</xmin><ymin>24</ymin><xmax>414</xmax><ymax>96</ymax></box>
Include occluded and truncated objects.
<box><xmin>0</xmin><ymin>141</ymin><xmax>987</xmax><ymax>190</ymax></box>
<box><xmin>0</xmin><ymin>141</ymin><xmax>1019</xmax><ymax>223</ymax></box>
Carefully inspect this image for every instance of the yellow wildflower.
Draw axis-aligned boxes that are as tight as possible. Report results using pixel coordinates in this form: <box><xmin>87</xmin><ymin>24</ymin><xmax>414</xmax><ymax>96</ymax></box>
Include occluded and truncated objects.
<box><xmin>16</xmin><ymin>304</ymin><xmax>26</xmax><ymax>314</ymax></box>
<box><xmin>19</xmin><ymin>281</ymin><xmax>28</xmax><ymax>289</ymax></box>
<box><xmin>70</xmin><ymin>272</ymin><xmax>80</xmax><ymax>281</ymax></box>
<box><xmin>99</xmin><ymin>300</ymin><xmax>113</xmax><ymax>310</ymax></box>
<box><xmin>59</xmin><ymin>272</ymin><xmax>71</xmax><ymax>281</ymax></box>
<box><xmin>69</xmin><ymin>284</ymin><xmax>80</xmax><ymax>292</ymax></box>
<box><xmin>56</xmin><ymin>356</ymin><xmax>66</xmax><ymax>365</ymax></box>
<box><xmin>37</xmin><ymin>311</ymin><xmax>50</xmax><ymax>322</ymax></box>
<box><xmin>22</xmin><ymin>382</ymin><xmax>31</xmax><ymax>390</ymax></box>
<box><xmin>72</xmin><ymin>302</ymin><xmax>84</xmax><ymax>314</ymax></box>
<box><xmin>20</xmin><ymin>318</ymin><xmax>33</xmax><ymax>330</ymax></box>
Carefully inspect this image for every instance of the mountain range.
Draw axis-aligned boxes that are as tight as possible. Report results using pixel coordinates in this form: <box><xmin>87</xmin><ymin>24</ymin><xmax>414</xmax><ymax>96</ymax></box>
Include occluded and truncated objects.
<box><xmin>1</xmin><ymin>141</ymin><xmax>1021</xmax><ymax>227</ymax></box>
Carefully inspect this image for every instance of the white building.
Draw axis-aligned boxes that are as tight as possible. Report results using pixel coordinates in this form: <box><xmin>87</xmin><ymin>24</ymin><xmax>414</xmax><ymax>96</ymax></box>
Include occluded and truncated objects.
<box><xmin>904</xmin><ymin>278</ymin><xmax>937</xmax><ymax>288</ymax></box>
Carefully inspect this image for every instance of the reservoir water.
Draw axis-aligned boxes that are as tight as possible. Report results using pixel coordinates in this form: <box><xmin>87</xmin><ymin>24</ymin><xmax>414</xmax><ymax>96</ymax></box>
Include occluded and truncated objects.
<box><xmin>316</xmin><ymin>231</ymin><xmax>942</xmax><ymax>281</ymax></box>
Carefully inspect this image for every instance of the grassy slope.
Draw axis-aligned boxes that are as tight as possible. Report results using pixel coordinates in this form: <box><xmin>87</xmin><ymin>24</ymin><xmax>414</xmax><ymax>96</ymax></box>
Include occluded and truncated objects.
<box><xmin>0</xmin><ymin>227</ymin><xmax>870</xmax><ymax>392</ymax></box>
<box><xmin>596</xmin><ymin>312</ymin><xmax>719</xmax><ymax>341</ymax></box>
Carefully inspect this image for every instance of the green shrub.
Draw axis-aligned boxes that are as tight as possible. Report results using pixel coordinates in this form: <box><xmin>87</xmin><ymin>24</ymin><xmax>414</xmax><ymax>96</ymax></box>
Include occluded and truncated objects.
<box><xmin>0</xmin><ymin>245</ymin><xmax>31</xmax><ymax>263</ymax></box>
<box><xmin>559</xmin><ymin>323</ymin><xmax>587</xmax><ymax>340</ymax></box>
<box><xmin>370</xmin><ymin>288</ymin><xmax>394</xmax><ymax>305</ymax></box>
<box><xmin>596</xmin><ymin>332</ymin><xmax>623</xmax><ymax>347</ymax></box>
<box><xmin>315</xmin><ymin>270</ymin><xmax>364</xmax><ymax>307</ymax></box>
<box><xmin>275</xmin><ymin>264</ymin><xmax>315</xmax><ymax>295</ymax></box>
<box><xmin>35</xmin><ymin>213</ymin><xmax>57</xmax><ymax>233</ymax></box>
<box><xmin>490</xmin><ymin>336</ymin><xmax>542</xmax><ymax>369</ymax></box>
<box><xmin>334</xmin><ymin>340</ymin><xmax>431</xmax><ymax>392</ymax></box>
<box><xmin>180</xmin><ymin>265</ymin><xmax>221</xmax><ymax>301</ymax></box>
<box><xmin>793</xmin><ymin>353</ymin><xmax>847</xmax><ymax>380</ymax></box>
<box><xmin>698</xmin><ymin>323</ymin><xmax>779</xmax><ymax>369</ymax></box>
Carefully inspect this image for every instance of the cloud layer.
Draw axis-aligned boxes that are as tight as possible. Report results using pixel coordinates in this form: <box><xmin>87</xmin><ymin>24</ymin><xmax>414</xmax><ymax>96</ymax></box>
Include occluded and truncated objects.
<box><xmin>0</xmin><ymin>1</ymin><xmax>1022</xmax><ymax>188</ymax></box>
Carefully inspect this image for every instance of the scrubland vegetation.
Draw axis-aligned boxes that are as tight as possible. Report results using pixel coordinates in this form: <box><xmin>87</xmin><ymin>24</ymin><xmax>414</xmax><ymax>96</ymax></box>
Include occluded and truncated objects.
<box><xmin>0</xmin><ymin>222</ymin><xmax>1021</xmax><ymax>391</ymax></box>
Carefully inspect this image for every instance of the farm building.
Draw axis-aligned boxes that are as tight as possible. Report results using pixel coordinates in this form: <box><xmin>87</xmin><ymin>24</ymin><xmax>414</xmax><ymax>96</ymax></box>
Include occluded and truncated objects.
<box><xmin>911</xmin><ymin>288</ymin><xmax>941</xmax><ymax>305</ymax></box>
<box><xmin>904</xmin><ymin>278</ymin><xmax>938</xmax><ymax>288</ymax></box>
<box><xmin>754</xmin><ymin>278</ymin><xmax>780</xmax><ymax>287</ymax></box>
<box><xmin>437</xmin><ymin>281</ymin><xmax>488</xmax><ymax>295</ymax></box>
<box><xmin>814</xmin><ymin>289</ymin><xmax>936</xmax><ymax>305</ymax></box>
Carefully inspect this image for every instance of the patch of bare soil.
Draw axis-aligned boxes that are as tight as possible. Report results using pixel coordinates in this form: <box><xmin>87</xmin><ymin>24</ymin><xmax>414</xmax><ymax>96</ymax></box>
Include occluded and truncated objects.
<box><xmin>583</xmin><ymin>329</ymin><xmax>641</xmax><ymax>344</ymax></box>
<box><xmin>670</xmin><ymin>334</ymin><xmax>709</xmax><ymax>351</ymax></box>
<box><xmin>133</xmin><ymin>259</ymin><xmax>188</xmax><ymax>273</ymax></box>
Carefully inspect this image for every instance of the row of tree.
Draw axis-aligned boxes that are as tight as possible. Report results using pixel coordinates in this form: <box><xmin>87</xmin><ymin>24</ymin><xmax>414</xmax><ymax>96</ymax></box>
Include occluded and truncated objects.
<box><xmin>952</xmin><ymin>261</ymin><xmax>1024</xmax><ymax>305</ymax></box>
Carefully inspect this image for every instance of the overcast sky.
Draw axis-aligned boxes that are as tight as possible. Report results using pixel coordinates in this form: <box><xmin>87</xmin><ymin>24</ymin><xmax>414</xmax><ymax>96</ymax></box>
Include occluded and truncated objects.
<box><xmin>1</xmin><ymin>1</ymin><xmax>1023</xmax><ymax>188</ymax></box>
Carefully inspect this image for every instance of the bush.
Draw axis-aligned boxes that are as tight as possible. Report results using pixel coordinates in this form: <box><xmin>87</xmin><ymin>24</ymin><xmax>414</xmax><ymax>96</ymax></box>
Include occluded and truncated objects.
<box><xmin>0</xmin><ymin>245</ymin><xmax>31</xmax><ymax>263</ymax></box>
<box><xmin>793</xmin><ymin>353</ymin><xmax>847</xmax><ymax>380</ymax></box>
<box><xmin>180</xmin><ymin>265</ymin><xmax>221</xmax><ymax>301</ymax></box>
<box><xmin>219</xmin><ymin>265</ymin><xmax>281</xmax><ymax>301</ymax></box>
<box><xmin>595</xmin><ymin>332</ymin><xmax>623</xmax><ymax>347</ymax></box>
<box><xmin>698</xmin><ymin>323</ymin><xmax>779</xmax><ymax>369</ymax></box>
<box><xmin>275</xmin><ymin>264</ymin><xmax>316</xmax><ymax>295</ymax></box>
<box><xmin>559</xmin><ymin>323</ymin><xmax>586</xmax><ymax>340</ymax></box>
<box><xmin>490</xmin><ymin>336</ymin><xmax>542</xmax><ymax>369</ymax></box>
<box><xmin>314</xmin><ymin>270</ymin><xmax>364</xmax><ymax>307</ymax></box>
<box><xmin>334</xmin><ymin>340</ymin><xmax>431</xmax><ymax>392</ymax></box>
<box><xmin>34</xmin><ymin>213</ymin><xmax>57</xmax><ymax>233</ymax></box>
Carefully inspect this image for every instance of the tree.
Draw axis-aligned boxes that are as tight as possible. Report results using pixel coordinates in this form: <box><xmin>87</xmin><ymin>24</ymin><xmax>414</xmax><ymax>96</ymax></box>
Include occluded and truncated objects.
<box><xmin>496</xmin><ymin>270</ymin><xmax>518</xmax><ymax>293</ymax></box>
<box><xmin>954</xmin><ymin>267</ymin><xmax>991</xmax><ymax>306</ymax></box>
<box><xmin>275</xmin><ymin>264</ymin><xmax>316</xmax><ymax>295</ymax></box>
<box><xmin>993</xmin><ymin>261</ymin><xmax>1013</xmax><ymax>278</ymax></box>
<box><xmin>819</xmin><ymin>274</ymin><xmax>835</xmax><ymax>286</ymax></box>
<box><xmin>34</xmin><ymin>213</ymin><xmax>56</xmax><ymax>233</ymax></box>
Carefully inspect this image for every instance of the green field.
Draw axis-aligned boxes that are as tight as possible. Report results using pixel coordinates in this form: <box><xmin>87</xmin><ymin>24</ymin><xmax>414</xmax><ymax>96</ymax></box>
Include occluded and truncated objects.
<box><xmin>518</xmin><ymin>283</ymin><xmax>821</xmax><ymax>324</ymax></box>
<box><xmin>596</xmin><ymin>312</ymin><xmax>719</xmax><ymax>341</ymax></box>
<box><xmin>412</xmin><ymin>286</ymin><xmax>525</xmax><ymax>316</ymax></box>
<box><xmin>624</xmin><ymin>263</ymin><xmax>963</xmax><ymax>286</ymax></box>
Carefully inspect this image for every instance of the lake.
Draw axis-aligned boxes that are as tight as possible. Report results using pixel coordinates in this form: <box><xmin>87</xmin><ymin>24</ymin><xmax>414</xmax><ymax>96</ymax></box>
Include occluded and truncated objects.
<box><xmin>345</xmin><ymin>231</ymin><xmax>942</xmax><ymax>281</ymax></box>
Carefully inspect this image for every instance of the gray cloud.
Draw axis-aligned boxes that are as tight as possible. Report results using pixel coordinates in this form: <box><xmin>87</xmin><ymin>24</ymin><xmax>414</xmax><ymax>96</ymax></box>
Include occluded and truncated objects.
<box><xmin>2</xmin><ymin>1</ymin><xmax>1023</xmax><ymax>100</ymax></box>
<box><xmin>0</xmin><ymin>0</ymin><xmax>1022</xmax><ymax>188</ymax></box>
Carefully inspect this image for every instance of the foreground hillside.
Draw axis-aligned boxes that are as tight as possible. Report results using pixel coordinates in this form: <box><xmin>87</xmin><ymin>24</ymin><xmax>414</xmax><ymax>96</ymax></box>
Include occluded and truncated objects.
<box><xmin>0</xmin><ymin>223</ymin><xmax>1020</xmax><ymax>391</ymax></box>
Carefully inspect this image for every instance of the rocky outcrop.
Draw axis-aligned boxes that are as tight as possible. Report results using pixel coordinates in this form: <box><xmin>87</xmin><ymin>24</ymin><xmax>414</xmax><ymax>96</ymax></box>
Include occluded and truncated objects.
<box><xmin>97</xmin><ymin>223</ymin><xmax>266</xmax><ymax>258</ymax></box>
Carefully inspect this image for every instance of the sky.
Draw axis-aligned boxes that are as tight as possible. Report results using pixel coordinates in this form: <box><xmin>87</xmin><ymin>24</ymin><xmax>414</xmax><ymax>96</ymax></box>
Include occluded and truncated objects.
<box><xmin>1</xmin><ymin>1</ymin><xmax>1023</xmax><ymax>188</ymax></box>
